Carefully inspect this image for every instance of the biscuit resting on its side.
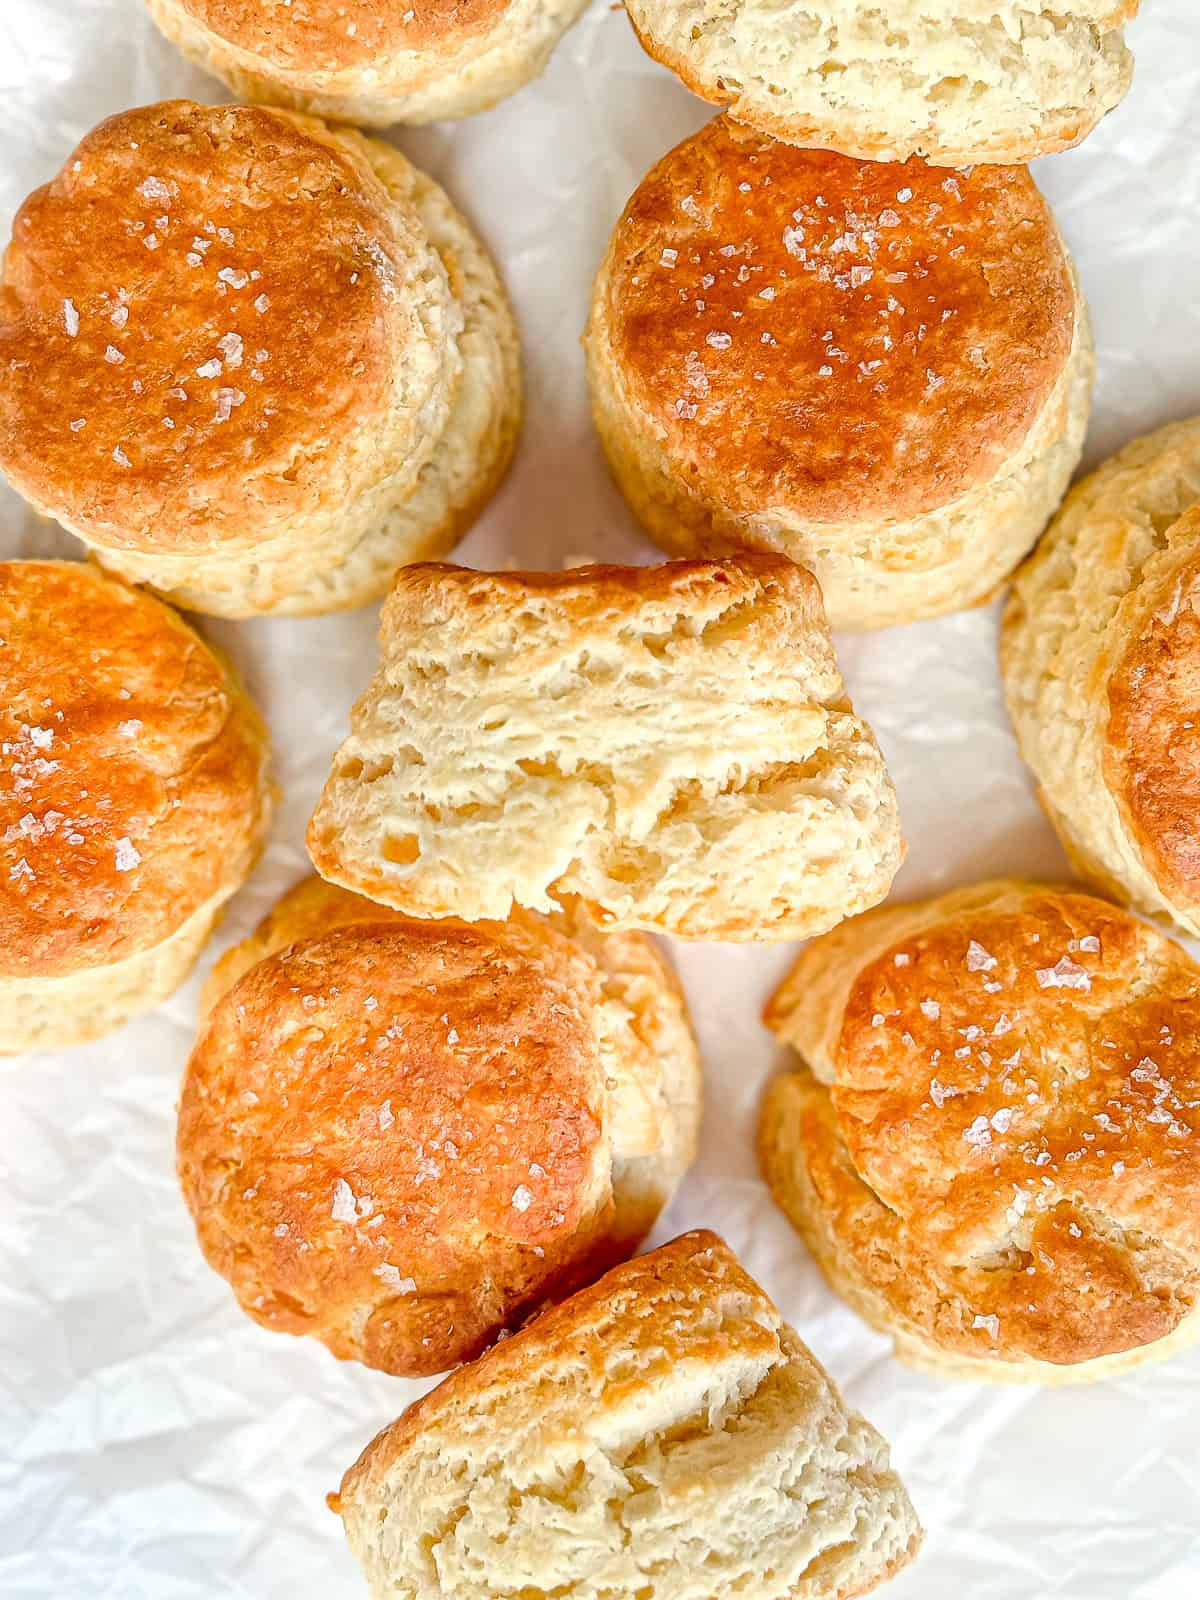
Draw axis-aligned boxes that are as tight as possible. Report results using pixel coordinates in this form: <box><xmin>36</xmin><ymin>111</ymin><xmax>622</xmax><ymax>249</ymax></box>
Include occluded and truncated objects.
<box><xmin>333</xmin><ymin>1230</ymin><xmax>922</xmax><ymax>1599</ymax></box>
<box><xmin>624</xmin><ymin>0</ymin><xmax>1138</xmax><ymax>167</ymax></box>
<box><xmin>308</xmin><ymin>553</ymin><xmax>903</xmax><ymax>940</ymax></box>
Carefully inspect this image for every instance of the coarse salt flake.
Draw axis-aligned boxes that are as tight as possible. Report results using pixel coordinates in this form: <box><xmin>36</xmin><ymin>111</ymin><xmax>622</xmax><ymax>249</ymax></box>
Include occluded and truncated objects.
<box><xmin>1036</xmin><ymin>957</ymin><xmax>1091</xmax><ymax>992</ymax></box>
<box><xmin>214</xmin><ymin>388</ymin><xmax>245</xmax><ymax>423</ymax></box>
<box><xmin>330</xmin><ymin>1179</ymin><xmax>358</xmax><ymax>1223</ymax></box>
<box><xmin>966</xmin><ymin>940</ymin><xmax>997</xmax><ymax>972</ymax></box>
<box><xmin>114</xmin><ymin>836</ymin><xmax>141</xmax><ymax>872</ymax></box>
<box><xmin>374</xmin><ymin>1265</ymin><xmax>416</xmax><ymax>1292</ymax></box>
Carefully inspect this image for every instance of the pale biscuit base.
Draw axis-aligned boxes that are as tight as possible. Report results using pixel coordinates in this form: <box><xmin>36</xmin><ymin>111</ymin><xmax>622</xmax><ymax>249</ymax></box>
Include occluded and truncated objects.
<box><xmin>98</xmin><ymin>134</ymin><xmax>520</xmax><ymax>618</ymax></box>
<box><xmin>146</xmin><ymin>0</ymin><xmax>591</xmax><ymax>127</ymax></box>
<box><xmin>308</xmin><ymin>555</ymin><xmax>904</xmax><ymax>942</ymax></box>
<box><xmin>587</xmin><ymin>262</ymin><xmax>1093</xmax><ymax>631</ymax></box>
<box><xmin>333</xmin><ymin>1231</ymin><xmax>922</xmax><ymax>1599</ymax></box>
<box><xmin>553</xmin><ymin>898</ymin><xmax>702</xmax><ymax>1247</ymax></box>
<box><xmin>1</xmin><ymin>885</ymin><xmax>231</xmax><ymax>1055</ymax></box>
<box><xmin>1002</xmin><ymin>418</ymin><xmax>1200</xmax><ymax>937</ymax></box>
<box><xmin>625</xmin><ymin>0</ymin><xmax>1136</xmax><ymax>167</ymax></box>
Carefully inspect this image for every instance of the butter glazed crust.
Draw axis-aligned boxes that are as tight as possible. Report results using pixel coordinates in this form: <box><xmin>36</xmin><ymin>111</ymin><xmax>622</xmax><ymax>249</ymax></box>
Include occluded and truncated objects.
<box><xmin>585</xmin><ymin>117</ymin><xmax>1091</xmax><ymax>628</ymax></box>
<box><xmin>179</xmin><ymin>878</ymin><xmax>701</xmax><ymax>1375</ymax></box>
<box><xmin>761</xmin><ymin>880</ymin><xmax>1200</xmax><ymax>1380</ymax></box>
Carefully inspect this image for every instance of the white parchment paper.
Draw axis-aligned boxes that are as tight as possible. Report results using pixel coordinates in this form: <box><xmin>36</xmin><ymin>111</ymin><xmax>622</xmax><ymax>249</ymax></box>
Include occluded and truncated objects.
<box><xmin>1</xmin><ymin>3</ymin><xmax>1198</xmax><ymax>1596</ymax></box>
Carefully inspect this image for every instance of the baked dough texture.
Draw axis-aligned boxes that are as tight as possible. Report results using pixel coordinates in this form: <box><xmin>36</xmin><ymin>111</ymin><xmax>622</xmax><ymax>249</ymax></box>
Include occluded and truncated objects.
<box><xmin>760</xmin><ymin>879</ymin><xmax>1200</xmax><ymax>1382</ymax></box>
<box><xmin>308</xmin><ymin>554</ymin><xmax>903</xmax><ymax>941</ymax></box>
<box><xmin>0</xmin><ymin>101</ymin><xmax>520</xmax><ymax>617</ymax></box>
<box><xmin>1003</xmin><ymin>419</ymin><xmax>1200</xmax><ymax>938</ymax></box>
<box><xmin>178</xmin><ymin>876</ymin><xmax>702</xmax><ymax>1375</ymax></box>
<box><xmin>332</xmin><ymin>1230</ymin><xmax>922</xmax><ymax>1599</ymax></box>
<box><xmin>0</xmin><ymin>560</ymin><xmax>272</xmax><ymax>1053</ymax></box>
<box><xmin>146</xmin><ymin>0</ymin><xmax>591</xmax><ymax>127</ymax></box>
<box><xmin>624</xmin><ymin>1</ymin><xmax>1138</xmax><ymax>167</ymax></box>
<box><xmin>585</xmin><ymin>116</ymin><xmax>1093</xmax><ymax>630</ymax></box>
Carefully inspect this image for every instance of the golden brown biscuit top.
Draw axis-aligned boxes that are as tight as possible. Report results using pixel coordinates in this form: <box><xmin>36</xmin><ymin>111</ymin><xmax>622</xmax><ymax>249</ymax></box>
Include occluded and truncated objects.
<box><xmin>832</xmin><ymin>888</ymin><xmax>1200</xmax><ymax>1363</ymax></box>
<box><xmin>179</xmin><ymin>913</ymin><xmax>615</xmax><ymax>1371</ymax></box>
<box><xmin>180</xmin><ymin>0</ymin><xmax>505</xmax><ymax>70</ymax></box>
<box><xmin>0</xmin><ymin>561</ymin><xmax>268</xmax><ymax>978</ymax></box>
<box><xmin>600</xmin><ymin>117</ymin><xmax>1074</xmax><ymax>523</ymax></box>
<box><xmin>0</xmin><ymin>102</ymin><xmax>404</xmax><ymax>552</ymax></box>
<box><xmin>1105</xmin><ymin>516</ymin><xmax>1200</xmax><ymax>914</ymax></box>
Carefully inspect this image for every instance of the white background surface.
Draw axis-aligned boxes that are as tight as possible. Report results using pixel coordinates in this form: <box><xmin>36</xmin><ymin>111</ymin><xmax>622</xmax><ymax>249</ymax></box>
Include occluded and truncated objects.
<box><xmin>1</xmin><ymin>2</ymin><xmax>1198</xmax><ymax>1596</ymax></box>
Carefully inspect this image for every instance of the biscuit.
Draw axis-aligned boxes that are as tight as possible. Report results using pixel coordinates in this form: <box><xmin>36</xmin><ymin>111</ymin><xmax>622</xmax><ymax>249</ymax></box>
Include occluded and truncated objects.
<box><xmin>624</xmin><ymin>1</ymin><xmax>1138</xmax><ymax>167</ymax></box>
<box><xmin>178</xmin><ymin>876</ymin><xmax>702</xmax><ymax>1375</ymax></box>
<box><xmin>760</xmin><ymin>879</ymin><xmax>1200</xmax><ymax>1382</ymax></box>
<box><xmin>146</xmin><ymin>0</ymin><xmax>590</xmax><ymax>127</ymax></box>
<box><xmin>0</xmin><ymin>560</ymin><xmax>272</xmax><ymax>1053</ymax></box>
<box><xmin>1002</xmin><ymin>419</ymin><xmax>1200</xmax><ymax>937</ymax></box>
<box><xmin>0</xmin><ymin>101</ymin><xmax>520</xmax><ymax>618</ymax></box>
<box><xmin>332</xmin><ymin>1230</ymin><xmax>922</xmax><ymax>1599</ymax></box>
<box><xmin>307</xmin><ymin>554</ymin><xmax>903</xmax><ymax>941</ymax></box>
<box><xmin>584</xmin><ymin>117</ymin><xmax>1093</xmax><ymax>630</ymax></box>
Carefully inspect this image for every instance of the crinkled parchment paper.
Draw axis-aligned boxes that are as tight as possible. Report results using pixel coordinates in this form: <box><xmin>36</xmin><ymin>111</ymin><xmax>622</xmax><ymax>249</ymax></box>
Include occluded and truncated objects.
<box><xmin>1</xmin><ymin>2</ymin><xmax>1198</xmax><ymax>1595</ymax></box>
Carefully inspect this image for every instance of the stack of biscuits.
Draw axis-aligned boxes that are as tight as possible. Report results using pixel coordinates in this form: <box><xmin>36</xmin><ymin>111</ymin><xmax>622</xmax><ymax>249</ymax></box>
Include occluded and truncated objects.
<box><xmin>5</xmin><ymin>3</ymin><xmax>1196</xmax><ymax>1599</ymax></box>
